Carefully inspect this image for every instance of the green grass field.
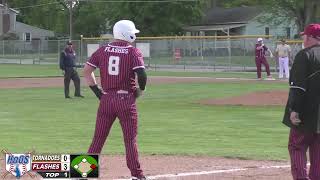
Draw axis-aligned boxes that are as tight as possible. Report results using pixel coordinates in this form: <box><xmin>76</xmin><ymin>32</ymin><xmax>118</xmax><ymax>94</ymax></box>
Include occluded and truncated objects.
<box><xmin>0</xmin><ymin>78</ymin><xmax>290</xmax><ymax>160</ymax></box>
<box><xmin>1</xmin><ymin>54</ymin><xmax>276</xmax><ymax>70</ymax></box>
<box><xmin>143</xmin><ymin>56</ymin><xmax>277</xmax><ymax>67</ymax></box>
<box><xmin>0</xmin><ymin>64</ymin><xmax>261</xmax><ymax>78</ymax></box>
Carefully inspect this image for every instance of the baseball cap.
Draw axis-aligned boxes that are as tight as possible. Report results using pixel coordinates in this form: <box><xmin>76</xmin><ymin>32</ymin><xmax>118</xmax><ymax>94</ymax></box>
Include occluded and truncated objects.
<box><xmin>66</xmin><ymin>40</ymin><xmax>72</xmax><ymax>45</ymax></box>
<box><xmin>257</xmin><ymin>38</ymin><xmax>263</xmax><ymax>42</ymax></box>
<box><xmin>300</xmin><ymin>24</ymin><xmax>320</xmax><ymax>39</ymax></box>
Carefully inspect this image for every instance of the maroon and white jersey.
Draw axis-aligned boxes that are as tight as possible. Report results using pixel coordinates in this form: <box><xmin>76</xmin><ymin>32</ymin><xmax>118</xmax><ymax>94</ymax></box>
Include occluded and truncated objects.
<box><xmin>255</xmin><ymin>44</ymin><xmax>268</xmax><ymax>59</ymax></box>
<box><xmin>86</xmin><ymin>41</ymin><xmax>145</xmax><ymax>92</ymax></box>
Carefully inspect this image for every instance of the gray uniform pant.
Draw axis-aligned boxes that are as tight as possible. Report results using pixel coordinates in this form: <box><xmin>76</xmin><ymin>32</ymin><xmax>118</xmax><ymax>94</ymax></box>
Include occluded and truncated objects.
<box><xmin>64</xmin><ymin>67</ymin><xmax>81</xmax><ymax>97</ymax></box>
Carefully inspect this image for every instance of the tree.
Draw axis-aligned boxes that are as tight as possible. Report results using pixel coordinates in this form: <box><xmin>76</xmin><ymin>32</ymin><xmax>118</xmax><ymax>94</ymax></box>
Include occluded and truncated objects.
<box><xmin>9</xmin><ymin>0</ymin><xmax>68</xmax><ymax>34</ymax></box>
<box><xmin>218</xmin><ymin>0</ymin><xmax>320</xmax><ymax>32</ymax></box>
<box><xmin>8</xmin><ymin>0</ymin><xmax>204</xmax><ymax>37</ymax></box>
<box><xmin>101</xmin><ymin>1</ymin><xmax>204</xmax><ymax>36</ymax></box>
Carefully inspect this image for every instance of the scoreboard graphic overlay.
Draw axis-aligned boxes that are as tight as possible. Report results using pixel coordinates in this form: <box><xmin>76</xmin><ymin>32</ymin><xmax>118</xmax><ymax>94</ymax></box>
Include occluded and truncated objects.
<box><xmin>32</xmin><ymin>154</ymin><xmax>99</xmax><ymax>178</ymax></box>
<box><xmin>3</xmin><ymin>153</ymin><xmax>99</xmax><ymax>179</ymax></box>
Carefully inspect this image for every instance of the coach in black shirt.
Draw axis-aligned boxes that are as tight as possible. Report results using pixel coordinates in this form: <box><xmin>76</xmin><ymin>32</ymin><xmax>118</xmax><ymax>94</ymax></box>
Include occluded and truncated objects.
<box><xmin>283</xmin><ymin>24</ymin><xmax>320</xmax><ymax>180</ymax></box>
<box><xmin>59</xmin><ymin>40</ymin><xmax>84</xmax><ymax>98</ymax></box>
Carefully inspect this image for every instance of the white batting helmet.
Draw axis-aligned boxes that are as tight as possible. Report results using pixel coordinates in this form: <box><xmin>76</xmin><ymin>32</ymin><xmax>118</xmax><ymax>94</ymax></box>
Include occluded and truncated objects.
<box><xmin>113</xmin><ymin>20</ymin><xmax>140</xmax><ymax>43</ymax></box>
<box><xmin>257</xmin><ymin>38</ymin><xmax>263</xmax><ymax>42</ymax></box>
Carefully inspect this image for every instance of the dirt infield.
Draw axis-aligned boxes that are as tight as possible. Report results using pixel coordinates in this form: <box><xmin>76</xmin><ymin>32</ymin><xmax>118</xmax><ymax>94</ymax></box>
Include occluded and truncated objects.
<box><xmin>200</xmin><ymin>90</ymin><xmax>289</xmax><ymax>106</ymax></box>
<box><xmin>0</xmin><ymin>77</ymin><xmax>293</xmax><ymax>179</ymax></box>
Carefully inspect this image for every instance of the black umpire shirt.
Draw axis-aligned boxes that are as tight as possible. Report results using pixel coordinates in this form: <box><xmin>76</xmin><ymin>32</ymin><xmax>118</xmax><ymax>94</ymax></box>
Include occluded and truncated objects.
<box><xmin>283</xmin><ymin>44</ymin><xmax>320</xmax><ymax>133</ymax></box>
<box><xmin>59</xmin><ymin>50</ymin><xmax>76</xmax><ymax>70</ymax></box>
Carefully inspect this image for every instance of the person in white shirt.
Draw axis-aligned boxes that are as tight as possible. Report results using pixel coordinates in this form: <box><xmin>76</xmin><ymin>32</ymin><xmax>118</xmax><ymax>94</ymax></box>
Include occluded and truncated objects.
<box><xmin>275</xmin><ymin>39</ymin><xmax>291</xmax><ymax>79</ymax></box>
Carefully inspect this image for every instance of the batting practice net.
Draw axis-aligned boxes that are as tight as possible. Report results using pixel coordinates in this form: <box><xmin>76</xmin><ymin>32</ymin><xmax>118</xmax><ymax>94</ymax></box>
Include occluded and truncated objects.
<box><xmin>0</xmin><ymin>36</ymin><xmax>303</xmax><ymax>72</ymax></box>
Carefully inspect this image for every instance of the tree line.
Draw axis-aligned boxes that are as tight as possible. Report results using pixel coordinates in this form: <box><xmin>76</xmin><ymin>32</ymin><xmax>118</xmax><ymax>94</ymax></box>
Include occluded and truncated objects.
<box><xmin>6</xmin><ymin>0</ymin><xmax>320</xmax><ymax>39</ymax></box>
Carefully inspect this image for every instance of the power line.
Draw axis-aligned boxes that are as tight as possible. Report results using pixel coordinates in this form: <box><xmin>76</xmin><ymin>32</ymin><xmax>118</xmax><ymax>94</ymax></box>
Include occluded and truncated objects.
<box><xmin>14</xmin><ymin>2</ymin><xmax>61</xmax><ymax>9</ymax></box>
<box><xmin>14</xmin><ymin>0</ymin><xmax>198</xmax><ymax>9</ymax></box>
<box><xmin>82</xmin><ymin>0</ymin><xmax>198</xmax><ymax>2</ymax></box>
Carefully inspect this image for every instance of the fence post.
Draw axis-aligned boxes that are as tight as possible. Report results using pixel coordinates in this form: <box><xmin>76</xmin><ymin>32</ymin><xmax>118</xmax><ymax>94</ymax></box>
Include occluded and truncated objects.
<box><xmin>2</xmin><ymin>41</ymin><xmax>4</xmax><ymax>56</ymax></box>
<box><xmin>227</xmin><ymin>36</ymin><xmax>231</xmax><ymax>71</ymax></box>
<box><xmin>148</xmin><ymin>40</ymin><xmax>151</xmax><ymax>68</ymax></box>
<box><xmin>57</xmin><ymin>40</ymin><xmax>60</xmax><ymax>64</ymax></box>
<box><xmin>80</xmin><ymin>35</ymin><xmax>83</xmax><ymax>65</ymax></box>
<box><xmin>39</xmin><ymin>39</ymin><xmax>41</xmax><ymax>64</ymax></box>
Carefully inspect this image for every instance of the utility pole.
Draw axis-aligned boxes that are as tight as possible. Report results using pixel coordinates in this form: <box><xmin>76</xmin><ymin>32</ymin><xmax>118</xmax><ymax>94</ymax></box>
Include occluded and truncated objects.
<box><xmin>211</xmin><ymin>0</ymin><xmax>217</xmax><ymax>8</ymax></box>
<box><xmin>68</xmin><ymin>0</ymin><xmax>73</xmax><ymax>40</ymax></box>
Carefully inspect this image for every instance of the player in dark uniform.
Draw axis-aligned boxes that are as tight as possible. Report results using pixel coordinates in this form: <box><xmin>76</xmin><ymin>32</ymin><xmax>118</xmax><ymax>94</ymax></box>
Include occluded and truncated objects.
<box><xmin>59</xmin><ymin>40</ymin><xmax>84</xmax><ymax>98</ymax></box>
<box><xmin>83</xmin><ymin>20</ymin><xmax>148</xmax><ymax>180</ymax></box>
<box><xmin>283</xmin><ymin>24</ymin><xmax>320</xmax><ymax>180</ymax></box>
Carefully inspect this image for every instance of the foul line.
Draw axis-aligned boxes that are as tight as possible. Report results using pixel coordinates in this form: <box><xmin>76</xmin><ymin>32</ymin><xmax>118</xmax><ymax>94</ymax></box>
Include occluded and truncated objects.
<box><xmin>114</xmin><ymin>164</ymin><xmax>292</xmax><ymax>180</ymax></box>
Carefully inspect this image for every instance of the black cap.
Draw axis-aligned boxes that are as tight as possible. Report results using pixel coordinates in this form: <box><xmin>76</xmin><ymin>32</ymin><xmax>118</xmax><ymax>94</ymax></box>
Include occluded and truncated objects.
<box><xmin>67</xmin><ymin>40</ymin><xmax>72</xmax><ymax>45</ymax></box>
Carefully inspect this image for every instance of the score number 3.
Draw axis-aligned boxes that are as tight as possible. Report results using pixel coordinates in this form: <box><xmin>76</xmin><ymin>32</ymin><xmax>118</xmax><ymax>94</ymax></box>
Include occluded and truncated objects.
<box><xmin>108</xmin><ymin>56</ymin><xmax>120</xmax><ymax>75</ymax></box>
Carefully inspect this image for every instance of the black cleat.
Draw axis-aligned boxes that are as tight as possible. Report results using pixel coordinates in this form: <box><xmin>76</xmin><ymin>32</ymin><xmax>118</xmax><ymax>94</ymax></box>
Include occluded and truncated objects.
<box><xmin>65</xmin><ymin>96</ymin><xmax>72</xmax><ymax>99</ymax></box>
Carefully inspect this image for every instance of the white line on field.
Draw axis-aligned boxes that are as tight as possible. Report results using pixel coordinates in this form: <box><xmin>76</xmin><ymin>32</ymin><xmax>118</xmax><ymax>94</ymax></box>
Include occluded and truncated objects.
<box><xmin>152</xmin><ymin>76</ymin><xmax>255</xmax><ymax>81</ymax></box>
<box><xmin>114</xmin><ymin>164</ymin><xmax>293</xmax><ymax>180</ymax></box>
<box><xmin>215</xmin><ymin>77</ymin><xmax>256</xmax><ymax>81</ymax></box>
<box><xmin>152</xmin><ymin>76</ymin><xmax>277</xmax><ymax>81</ymax></box>
<box><xmin>152</xmin><ymin>76</ymin><xmax>215</xmax><ymax>79</ymax></box>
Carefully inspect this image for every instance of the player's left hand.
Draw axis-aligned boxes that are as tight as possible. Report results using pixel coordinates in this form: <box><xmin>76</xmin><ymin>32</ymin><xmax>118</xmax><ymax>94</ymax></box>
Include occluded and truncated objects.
<box><xmin>290</xmin><ymin>111</ymin><xmax>301</xmax><ymax>125</ymax></box>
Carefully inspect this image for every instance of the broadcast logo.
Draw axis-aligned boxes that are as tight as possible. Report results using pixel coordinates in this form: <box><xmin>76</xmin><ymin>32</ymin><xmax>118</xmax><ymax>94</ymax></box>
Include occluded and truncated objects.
<box><xmin>5</xmin><ymin>153</ymin><xmax>31</xmax><ymax>178</ymax></box>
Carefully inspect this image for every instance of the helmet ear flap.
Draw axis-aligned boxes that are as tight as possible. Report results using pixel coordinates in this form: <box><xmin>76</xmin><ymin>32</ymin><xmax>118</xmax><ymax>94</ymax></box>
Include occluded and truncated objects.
<box><xmin>113</xmin><ymin>20</ymin><xmax>139</xmax><ymax>43</ymax></box>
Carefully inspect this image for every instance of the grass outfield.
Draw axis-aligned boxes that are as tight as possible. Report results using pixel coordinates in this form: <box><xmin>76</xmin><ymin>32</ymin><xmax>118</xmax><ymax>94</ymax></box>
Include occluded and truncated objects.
<box><xmin>0</xmin><ymin>81</ymin><xmax>290</xmax><ymax>160</ymax></box>
<box><xmin>0</xmin><ymin>64</ymin><xmax>261</xmax><ymax>78</ymax></box>
<box><xmin>0</xmin><ymin>55</ymin><xmax>271</xmax><ymax>66</ymax></box>
<box><xmin>145</xmin><ymin>56</ymin><xmax>276</xmax><ymax>67</ymax></box>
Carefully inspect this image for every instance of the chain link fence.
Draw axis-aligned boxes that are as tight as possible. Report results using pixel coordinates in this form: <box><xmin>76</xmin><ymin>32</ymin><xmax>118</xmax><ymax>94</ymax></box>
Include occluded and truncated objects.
<box><xmin>0</xmin><ymin>37</ymin><xmax>303</xmax><ymax>72</ymax></box>
<box><xmin>0</xmin><ymin>40</ymin><xmax>80</xmax><ymax>65</ymax></box>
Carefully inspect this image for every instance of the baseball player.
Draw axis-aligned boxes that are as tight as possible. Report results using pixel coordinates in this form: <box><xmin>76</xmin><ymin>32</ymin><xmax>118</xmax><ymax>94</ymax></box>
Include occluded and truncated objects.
<box><xmin>282</xmin><ymin>24</ymin><xmax>320</xmax><ymax>180</ymax></box>
<box><xmin>275</xmin><ymin>39</ymin><xmax>291</xmax><ymax>79</ymax></box>
<box><xmin>255</xmin><ymin>38</ymin><xmax>274</xmax><ymax>80</ymax></box>
<box><xmin>83</xmin><ymin>20</ymin><xmax>148</xmax><ymax>180</ymax></box>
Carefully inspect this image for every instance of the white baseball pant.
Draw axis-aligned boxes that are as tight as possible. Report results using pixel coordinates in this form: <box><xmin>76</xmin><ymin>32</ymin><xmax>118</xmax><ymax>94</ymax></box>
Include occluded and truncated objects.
<box><xmin>278</xmin><ymin>57</ymin><xmax>289</xmax><ymax>78</ymax></box>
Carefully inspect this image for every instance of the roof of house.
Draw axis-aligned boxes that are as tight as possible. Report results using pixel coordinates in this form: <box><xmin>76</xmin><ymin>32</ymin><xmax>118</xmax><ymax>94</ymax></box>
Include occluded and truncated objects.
<box><xmin>198</xmin><ymin>6</ymin><xmax>262</xmax><ymax>25</ymax></box>
<box><xmin>0</xmin><ymin>4</ymin><xmax>19</xmax><ymax>14</ymax></box>
<box><xmin>15</xmin><ymin>22</ymin><xmax>54</xmax><ymax>36</ymax></box>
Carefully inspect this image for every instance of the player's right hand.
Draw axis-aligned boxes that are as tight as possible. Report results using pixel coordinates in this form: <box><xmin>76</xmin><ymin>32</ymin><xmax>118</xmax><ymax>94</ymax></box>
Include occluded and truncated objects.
<box><xmin>89</xmin><ymin>85</ymin><xmax>103</xmax><ymax>100</ymax></box>
<box><xmin>134</xmin><ymin>88</ymin><xmax>143</xmax><ymax>98</ymax></box>
<box><xmin>290</xmin><ymin>111</ymin><xmax>301</xmax><ymax>125</ymax></box>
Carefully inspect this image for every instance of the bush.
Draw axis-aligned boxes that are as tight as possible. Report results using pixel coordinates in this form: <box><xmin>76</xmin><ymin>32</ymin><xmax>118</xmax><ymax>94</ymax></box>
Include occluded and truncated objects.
<box><xmin>0</xmin><ymin>32</ymin><xmax>19</xmax><ymax>40</ymax></box>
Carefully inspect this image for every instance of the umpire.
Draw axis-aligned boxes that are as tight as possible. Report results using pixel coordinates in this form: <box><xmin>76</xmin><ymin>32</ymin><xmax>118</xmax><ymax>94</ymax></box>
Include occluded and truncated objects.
<box><xmin>59</xmin><ymin>40</ymin><xmax>84</xmax><ymax>98</ymax></box>
<box><xmin>283</xmin><ymin>24</ymin><xmax>320</xmax><ymax>180</ymax></box>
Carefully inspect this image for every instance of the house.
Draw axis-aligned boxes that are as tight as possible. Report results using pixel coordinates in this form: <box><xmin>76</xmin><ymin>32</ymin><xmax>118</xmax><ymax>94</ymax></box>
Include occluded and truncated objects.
<box><xmin>184</xmin><ymin>6</ymin><xmax>298</xmax><ymax>39</ymax></box>
<box><xmin>0</xmin><ymin>4</ymin><xmax>54</xmax><ymax>40</ymax></box>
<box><xmin>15</xmin><ymin>22</ymin><xmax>54</xmax><ymax>41</ymax></box>
<box><xmin>0</xmin><ymin>3</ymin><xmax>18</xmax><ymax>36</ymax></box>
